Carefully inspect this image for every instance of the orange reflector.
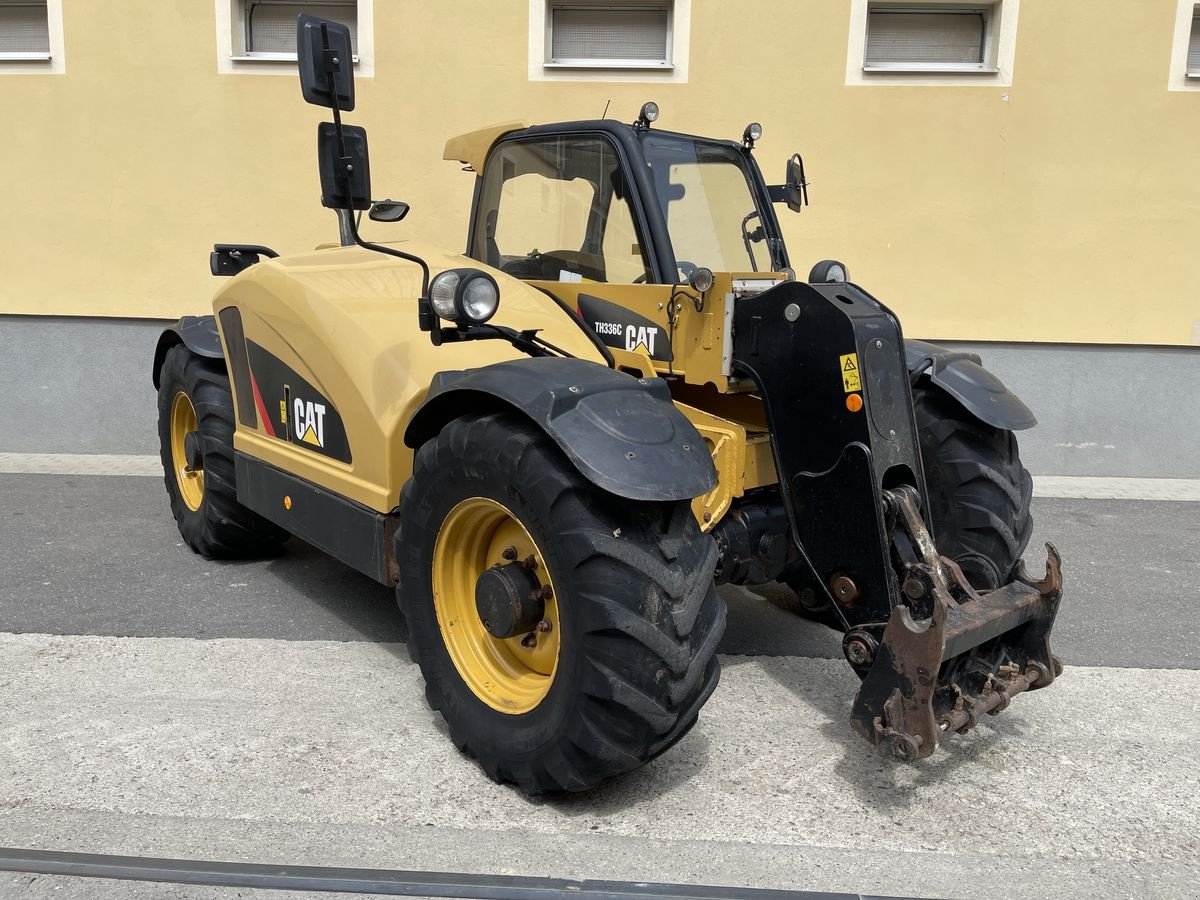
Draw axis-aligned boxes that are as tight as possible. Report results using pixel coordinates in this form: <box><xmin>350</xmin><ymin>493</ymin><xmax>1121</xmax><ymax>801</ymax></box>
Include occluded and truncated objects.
<box><xmin>846</xmin><ymin>393</ymin><xmax>863</xmax><ymax>413</ymax></box>
<box><xmin>283</xmin><ymin>495</ymin><xmax>292</xmax><ymax>510</ymax></box>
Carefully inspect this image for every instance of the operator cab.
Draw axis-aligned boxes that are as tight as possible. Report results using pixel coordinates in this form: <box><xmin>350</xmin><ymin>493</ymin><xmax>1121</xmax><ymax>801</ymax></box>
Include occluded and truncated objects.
<box><xmin>461</xmin><ymin>116</ymin><xmax>793</xmax><ymax>287</ymax></box>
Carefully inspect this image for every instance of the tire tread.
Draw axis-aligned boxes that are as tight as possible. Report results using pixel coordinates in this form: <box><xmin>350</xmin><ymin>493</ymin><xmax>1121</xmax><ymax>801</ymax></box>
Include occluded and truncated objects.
<box><xmin>395</xmin><ymin>411</ymin><xmax>724</xmax><ymax>795</ymax></box>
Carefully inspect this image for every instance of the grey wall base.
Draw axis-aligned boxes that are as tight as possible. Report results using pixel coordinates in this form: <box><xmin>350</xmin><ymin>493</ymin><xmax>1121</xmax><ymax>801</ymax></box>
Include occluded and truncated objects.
<box><xmin>1</xmin><ymin>315</ymin><xmax>1197</xmax><ymax>477</ymax></box>
<box><xmin>2</xmin><ymin>317</ymin><xmax>167</xmax><ymax>456</ymax></box>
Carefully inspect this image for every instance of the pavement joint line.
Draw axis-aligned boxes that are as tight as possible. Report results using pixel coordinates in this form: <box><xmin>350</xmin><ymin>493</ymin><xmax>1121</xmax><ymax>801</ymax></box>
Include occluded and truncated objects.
<box><xmin>2</xmin><ymin>452</ymin><xmax>1199</xmax><ymax>500</ymax></box>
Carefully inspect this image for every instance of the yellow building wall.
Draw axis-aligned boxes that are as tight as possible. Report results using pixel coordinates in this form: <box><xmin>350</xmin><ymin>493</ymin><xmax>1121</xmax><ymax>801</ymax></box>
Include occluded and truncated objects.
<box><xmin>1</xmin><ymin>0</ymin><xmax>1198</xmax><ymax>345</ymax></box>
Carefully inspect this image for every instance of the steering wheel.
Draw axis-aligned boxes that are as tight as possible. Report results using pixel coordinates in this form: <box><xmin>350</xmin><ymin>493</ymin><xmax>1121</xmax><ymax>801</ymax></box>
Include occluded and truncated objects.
<box><xmin>500</xmin><ymin>249</ymin><xmax>552</xmax><ymax>279</ymax></box>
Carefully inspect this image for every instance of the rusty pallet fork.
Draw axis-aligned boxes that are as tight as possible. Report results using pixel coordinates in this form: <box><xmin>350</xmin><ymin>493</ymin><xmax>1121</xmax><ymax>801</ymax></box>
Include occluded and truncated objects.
<box><xmin>732</xmin><ymin>279</ymin><xmax>1063</xmax><ymax>761</ymax></box>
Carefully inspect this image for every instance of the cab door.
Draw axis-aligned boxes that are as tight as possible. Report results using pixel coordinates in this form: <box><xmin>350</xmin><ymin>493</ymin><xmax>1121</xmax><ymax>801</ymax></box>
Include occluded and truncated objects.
<box><xmin>467</xmin><ymin>132</ymin><xmax>679</xmax><ymax>374</ymax></box>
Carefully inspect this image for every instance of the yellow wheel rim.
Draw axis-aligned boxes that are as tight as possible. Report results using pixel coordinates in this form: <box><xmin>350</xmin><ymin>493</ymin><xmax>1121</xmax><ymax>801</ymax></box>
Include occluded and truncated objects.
<box><xmin>169</xmin><ymin>391</ymin><xmax>205</xmax><ymax>512</ymax></box>
<box><xmin>432</xmin><ymin>497</ymin><xmax>560</xmax><ymax>714</ymax></box>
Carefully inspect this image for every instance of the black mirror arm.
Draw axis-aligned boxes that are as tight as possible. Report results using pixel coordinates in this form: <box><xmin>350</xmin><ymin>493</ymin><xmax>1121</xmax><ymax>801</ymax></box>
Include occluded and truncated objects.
<box><xmin>320</xmin><ymin>29</ymin><xmax>431</xmax><ymax>300</ymax></box>
<box><xmin>766</xmin><ymin>181</ymin><xmax>809</xmax><ymax>206</ymax></box>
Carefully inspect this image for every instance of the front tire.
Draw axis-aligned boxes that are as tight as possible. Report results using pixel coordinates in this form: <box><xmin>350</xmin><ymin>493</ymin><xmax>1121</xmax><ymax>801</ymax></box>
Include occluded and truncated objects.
<box><xmin>156</xmin><ymin>344</ymin><xmax>287</xmax><ymax>558</ymax></box>
<box><xmin>396</xmin><ymin>412</ymin><xmax>725</xmax><ymax>795</ymax></box>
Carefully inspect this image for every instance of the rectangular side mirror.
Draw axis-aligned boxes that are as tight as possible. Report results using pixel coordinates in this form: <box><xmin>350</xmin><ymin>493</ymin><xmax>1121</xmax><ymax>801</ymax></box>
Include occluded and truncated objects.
<box><xmin>297</xmin><ymin>14</ymin><xmax>355</xmax><ymax>111</ymax></box>
<box><xmin>784</xmin><ymin>153</ymin><xmax>808</xmax><ymax>213</ymax></box>
<box><xmin>317</xmin><ymin>123</ymin><xmax>371</xmax><ymax>210</ymax></box>
<box><xmin>768</xmin><ymin>153</ymin><xmax>810</xmax><ymax>213</ymax></box>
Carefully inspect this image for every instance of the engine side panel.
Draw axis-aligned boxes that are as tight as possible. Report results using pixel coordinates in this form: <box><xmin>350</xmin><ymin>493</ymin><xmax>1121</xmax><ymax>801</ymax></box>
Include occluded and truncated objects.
<box><xmin>211</xmin><ymin>241</ymin><xmax>606</xmax><ymax>513</ymax></box>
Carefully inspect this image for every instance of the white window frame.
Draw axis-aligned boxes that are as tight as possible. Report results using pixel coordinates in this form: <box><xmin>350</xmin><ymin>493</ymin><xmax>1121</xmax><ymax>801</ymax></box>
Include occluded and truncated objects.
<box><xmin>529</xmin><ymin>0</ymin><xmax>690</xmax><ymax>83</ymax></box>
<box><xmin>846</xmin><ymin>0</ymin><xmax>1020</xmax><ymax>87</ymax></box>
<box><xmin>1167</xmin><ymin>0</ymin><xmax>1200</xmax><ymax>91</ymax></box>
<box><xmin>215</xmin><ymin>0</ymin><xmax>373</xmax><ymax>77</ymax></box>
<box><xmin>863</xmin><ymin>5</ymin><xmax>995</xmax><ymax>74</ymax></box>
<box><xmin>544</xmin><ymin>2</ymin><xmax>673</xmax><ymax>70</ymax></box>
<box><xmin>0</xmin><ymin>0</ymin><xmax>65</xmax><ymax>75</ymax></box>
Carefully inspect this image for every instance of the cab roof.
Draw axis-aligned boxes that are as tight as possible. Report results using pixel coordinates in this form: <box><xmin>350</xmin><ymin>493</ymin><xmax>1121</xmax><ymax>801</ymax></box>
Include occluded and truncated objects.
<box><xmin>443</xmin><ymin>118</ymin><xmax>746</xmax><ymax>175</ymax></box>
<box><xmin>443</xmin><ymin>120</ymin><xmax>530</xmax><ymax>173</ymax></box>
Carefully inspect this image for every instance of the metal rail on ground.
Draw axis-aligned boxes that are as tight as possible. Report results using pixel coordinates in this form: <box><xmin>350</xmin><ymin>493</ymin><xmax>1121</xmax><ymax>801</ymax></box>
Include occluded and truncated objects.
<box><xmin>0</xmin><ymin>847</ymin><xmax>903</xmax><ymax>899</ymax></box>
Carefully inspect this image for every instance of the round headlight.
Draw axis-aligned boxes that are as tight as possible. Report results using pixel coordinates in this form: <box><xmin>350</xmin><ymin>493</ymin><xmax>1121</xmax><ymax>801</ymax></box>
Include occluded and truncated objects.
<box><xmin>743</xmin><ymin>122</ymin><xmax>763</xmax><ymax>144</ymax></box>
<box><xmin>640</xmin><ymin>101</ymin><xmax>660</xmax><ymax>123</ymax></box>
<box><xmin>428</xmin><ymin>268</ymin><xmax>501</xmax><ymax>326</ymax></box>
<box><xmin>429</xmin><ymin>270</ymin><xmax>460</xmax><ymax>320</ymax></box>
<box><xmin>461</xmin><ymin>273</ymin><xmax>499</xmax><ymax>324</ymax></box>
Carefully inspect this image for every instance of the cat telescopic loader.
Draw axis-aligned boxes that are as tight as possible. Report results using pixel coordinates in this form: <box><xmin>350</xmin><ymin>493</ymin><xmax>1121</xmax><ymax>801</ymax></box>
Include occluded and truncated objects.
<box><xmin>154</xmin><ymin>16</ymin><xmax>1064</xmax><ymax>795</ymax></box>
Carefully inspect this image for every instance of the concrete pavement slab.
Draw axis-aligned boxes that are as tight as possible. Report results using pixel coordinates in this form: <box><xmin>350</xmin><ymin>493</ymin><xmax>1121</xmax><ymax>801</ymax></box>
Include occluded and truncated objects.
<box><xmin>0</xmin><ymin>633</ymin><xmax>1195</xmax><ymax>899</ymax></box>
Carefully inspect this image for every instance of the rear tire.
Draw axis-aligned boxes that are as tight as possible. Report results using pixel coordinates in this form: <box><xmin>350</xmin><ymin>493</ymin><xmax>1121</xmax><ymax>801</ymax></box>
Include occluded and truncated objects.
<box><xmin>396</xmin><ymin>412</ymin><xmax>725</xmax><ymax>796</ymax></box>
<box><xmin>156</xmin><ymin>344</ymin><xmax>288</xmax><ymax>559</ymax></box>
<box><xmin>781</xmin><ymin>381</ymin><xmax>1034</xmax><ymax>617</ymax></box>
<box><xmin>912</xmin><ymin>382</ymin><xmax>1034</xmax><ymax>589</ymax></box>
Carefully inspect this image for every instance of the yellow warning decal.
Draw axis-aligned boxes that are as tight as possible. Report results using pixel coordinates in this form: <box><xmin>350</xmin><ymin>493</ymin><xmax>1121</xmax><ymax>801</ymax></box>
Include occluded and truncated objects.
<box><xmin>839</xmin><ymin>353</ymin><xmax>861</xmax><ymax>393</ymax></box>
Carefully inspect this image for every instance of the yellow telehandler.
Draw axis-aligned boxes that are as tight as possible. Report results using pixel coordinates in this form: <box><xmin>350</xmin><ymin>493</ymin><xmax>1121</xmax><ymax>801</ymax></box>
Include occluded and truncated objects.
<box><xmin>154</xmin><ymin>16</ymin><xmax>1063</xmax><ymax>794</ymax></box>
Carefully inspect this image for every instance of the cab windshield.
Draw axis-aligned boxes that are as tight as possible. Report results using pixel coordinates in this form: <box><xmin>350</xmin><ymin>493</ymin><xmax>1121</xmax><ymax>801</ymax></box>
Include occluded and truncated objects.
<box><xmin>639</xmin><ymin>133</ymin><xmax>771</xmax><ymax>274</ymax></box>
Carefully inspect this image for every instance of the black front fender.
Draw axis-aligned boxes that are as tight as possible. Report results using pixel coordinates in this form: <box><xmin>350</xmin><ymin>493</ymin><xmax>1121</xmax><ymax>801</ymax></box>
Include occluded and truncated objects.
<box><xmin>152</xmin><ymin>315</ymin><xmax>224</xmax><ymax>389</ymax></box>
<box><xmin>404</xmin><ymin>358</ymin><xmax>716</xmax><ymax>503</ymax></box>
<box><xmin>905</xmin><ymin>339</ymin><xmax>1036</xmax><ymax>431</ymax></box>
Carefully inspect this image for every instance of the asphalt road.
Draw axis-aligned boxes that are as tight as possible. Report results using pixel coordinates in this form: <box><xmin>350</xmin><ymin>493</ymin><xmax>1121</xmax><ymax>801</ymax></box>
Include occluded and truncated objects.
<box><xmin>1</xmin><ymin>472</ymin><xmax>1198</xmax><ymax>900</ymax></box>
<box><xmin>1</xmin><ymin>474</ymin><xmax>1197</xmax><ymax>667</ymax></box>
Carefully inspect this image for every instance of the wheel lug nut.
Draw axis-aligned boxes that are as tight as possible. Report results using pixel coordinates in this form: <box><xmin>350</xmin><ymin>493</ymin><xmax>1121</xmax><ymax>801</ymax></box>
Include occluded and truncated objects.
<box><xmin>523</xmin><ymin>555</ymin><xmax>538</xmax><ymax>570</ymax></box>
<box><xmin>501</xmin><ymin>546</ymin><xmax>518</xmax><ymax>561</ymax></box>
<box><xmin>521</xmin><ymin>633</ymin><xmax>538</xmax><ymax>649</ymax></box>
<box><xmin>536</xmin><ymin>619</ymin><xmax>552</xmax><ymax>633</ymax></box>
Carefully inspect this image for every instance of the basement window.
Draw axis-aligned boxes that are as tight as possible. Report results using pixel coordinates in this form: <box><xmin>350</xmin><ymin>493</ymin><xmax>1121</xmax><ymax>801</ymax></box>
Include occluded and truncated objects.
<box><xmin>864</xmin><ymin>4</ymin><xmax>998</xmax><ymax>73</ymax></box>
<box><xmin>0</xmin><ymin>0</ymin><xmax>50</xmax><ymax>62</ymax></box>
<box><xmin>545</xmin><ymin>2</ymin><xmax>673</xmax><ymax>69</ymax></box>
<box><xmin>234</xmin><ymin>0</ymin><xmax>357</xmax><ymax>62</ymax></box>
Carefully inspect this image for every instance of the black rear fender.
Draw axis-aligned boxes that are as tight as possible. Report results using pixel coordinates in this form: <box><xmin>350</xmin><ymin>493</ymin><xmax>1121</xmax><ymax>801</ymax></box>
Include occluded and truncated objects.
<box><xmin>152</xmin><ymin>315</ymin><xmax>224</xmax><ymax>389</ymax></box>
<box><xmin>404</xmin><ymin>358</ymin><xmax>716</xmax><ymax>503</ymax></box>
<box><xmin>904</xmin><ymin>339</ymin><xmax>1036</xmax><ymax>431</ymax></box>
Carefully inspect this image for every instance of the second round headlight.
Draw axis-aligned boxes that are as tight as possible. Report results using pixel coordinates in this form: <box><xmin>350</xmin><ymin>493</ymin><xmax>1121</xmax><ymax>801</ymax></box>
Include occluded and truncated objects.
<box><xmin>461</xmin><ymin>274</ymin><xmax>499</xmax><ymax>323</ymax></box>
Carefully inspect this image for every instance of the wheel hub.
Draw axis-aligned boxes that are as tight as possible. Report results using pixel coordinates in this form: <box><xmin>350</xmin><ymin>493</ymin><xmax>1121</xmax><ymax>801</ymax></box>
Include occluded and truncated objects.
<box><xmin>431</xmin><ymin>496</ymin><xmax>561</xmax><ymax>714</ymax></box>
<box><xmin>183</xmin><ymin>431</ymin><xmax>205</xmax><ymax>472</ymax></box>
<box><xmin>169</xmin><ymin>391</ymin><xmax>205</xmax><ymax>512</ymax></box>
<box><xmin>475</xmin><ymin>561</ymin><xmax>545</xmax><ymax>639</ymax></box>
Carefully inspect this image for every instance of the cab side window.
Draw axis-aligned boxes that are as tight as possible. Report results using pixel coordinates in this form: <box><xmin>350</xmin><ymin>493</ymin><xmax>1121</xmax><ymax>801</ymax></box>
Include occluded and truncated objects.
<box><xmin>472</xmin><ymin>136</ymin><xmax>650</xmax><ymax>284</ymax></box>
